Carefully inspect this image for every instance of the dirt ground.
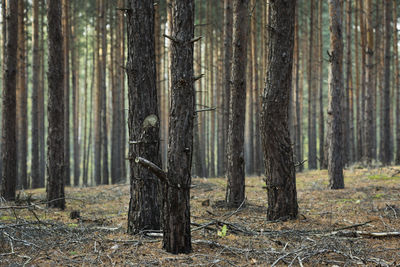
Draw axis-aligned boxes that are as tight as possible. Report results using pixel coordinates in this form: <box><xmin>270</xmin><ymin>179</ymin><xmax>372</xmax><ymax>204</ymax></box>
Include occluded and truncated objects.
<box><xmin>1</xmin><ymin>166</ymin><xmax>400</xmax><ymax>266</ymax></box>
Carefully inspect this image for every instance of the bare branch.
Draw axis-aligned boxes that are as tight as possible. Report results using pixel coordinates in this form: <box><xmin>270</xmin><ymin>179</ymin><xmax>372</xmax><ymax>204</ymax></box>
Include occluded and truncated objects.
<box><xmin>163</xmin><ymin>34</ymin><xmax>180</xmax><ymax>43</ymax></box>
<box><xmin>195</xmin><ymin>107</ymin><xmax>216</xmax><ymax>113</ymax></box>
<box><xmin>190</xmin><ymin>36</ymin><xmax>203</xmax><ymax>43</ymax></box>
<box><xmin>135</xmin><ymin>157</ymin><xmax>168</xmax><ymax>184</ymax></box>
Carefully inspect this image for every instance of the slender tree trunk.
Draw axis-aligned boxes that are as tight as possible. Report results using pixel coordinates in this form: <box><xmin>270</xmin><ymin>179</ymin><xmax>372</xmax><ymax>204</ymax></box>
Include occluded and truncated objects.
<box><xmin>308</xmin><ymin>0</ymin><xmax>317</xmax><ymax>170</ymax></box>
<box><xmin>71</xmin><ymin>3</ymin><xmax>80</xmax><ymax>186</ymax></box>
<box><xmin>328</xmin><ymin>0</ymin><xmax>344</xmax><ymax>189</ymax></box>
<box><xmin>382</xmin><ymin>0</ymin><xmax>392</xmax><ymax>165</ymax></box>
<box><xmin>119</xmin><ymin>1</ymin><xmax>126</xmax><ymax>181</ymax></box>
<box><xmin>31</xmin><ymin>0</ymin><xmax>40</xmax><ymax>188</ymax></box>
<box><xmin>82</xmin><ymin>21</ymin><xmax>89</xmax><ymax>187</ymax></box>
<box><xmin>47</xmin><ymin>0</ymin><xmax>65</xmax><ymax>209</ymax></box>
<box><xmin>0</xmin><ymin>0</ymin><xmax>6</xmax><ymax>183</ymax></box>
<box><xmin>39</xmin><ymin>0</ymin><xmax>46</xmax><ymax>187</ymax></box>
<box><xmin>163</xmin><ymin>0</ymin><xmax>195</xmax><ymax>254</ymax></box>
<box><xmin>226</xmin><ymin>0</ymin><xmax>248</xmax><ymax>208</ymax></box>
<box><xmin>245</xmin><ymin>25</ymin><xmax>254</xmax><ymax>175</ymax></box>
<box><xmin>364</xmin><ymin>0</ymin><xmax>374</xmax><ymax>164</ymax></box>
<box><xmin>394</xmin><ymin>1</ymin><xmax>400</xmax><ymax>165</ymax></box>
<box><xmin>360</xmin><ymin>0</ymin><xmax>366</xmax><ymax>161</ymax></box>
<box><xmin>126</xmin><ymin>0</ymin><xmax>161</xmax><ymax>234</ymax></box>
<box><xmin>1</xmin><ymin>0</ymin><xmax>18</xmax><ymax>200</ymax></box>
<box><xmin>62</xmin><ymin>0</ymin><xmax>70</xmax><ymax>187</ymax></box>
<box><xmin>355</xmin><ymin>0</ymin><xmax>362</xmax><ymax>162</ymax></box>
<box><xmin>318</xmin><ymin>0</ymin><xmax>325</xmax><ymax>169</ymax></box>
<box><xmin>262</xmin><ymin>0</ymin><xmax>298</xmax><ymax>220</ymax></box>
<box><xmin>223</xmin><ymin>0</ymin><xmax>233</xmax><ymax>176</ymax></box>
<box><xmin>94</xmin><ymin>0</ymin><xmax>102</xmax><ymax>185</ymax></box>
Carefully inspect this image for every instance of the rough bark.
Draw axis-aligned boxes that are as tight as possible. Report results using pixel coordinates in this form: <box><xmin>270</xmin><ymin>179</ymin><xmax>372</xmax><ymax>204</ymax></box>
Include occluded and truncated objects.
<box><xmin>381</xmin><ymin>0</ymin><xmax>392</xmax><ymax>165</ymax></box>
<box><xmin>395</xmin><ymin>2</ymin><xmax>400</xmax><ymax>165</ymax></box>
<box><xmin>47</xmin><ymin>0</ymin><xmax>65</xmax><ymax>209</ymax></box>
<box><xmin>31</xmin><ymin>0</ymin><xmax>40</xmax><ymax>189</ymax></box>
<box><xmin>318</xmin><ymin>0</ymin><xmax>325</xmax><ymax>169</ymax></box>
<box><xmin>39</xmin><ymin>0</ymin><xmax>46</xmax><ymax>187</ymax></box>
<box><xmin>163</xmin><ymin>0</ymin><xmax>195</xmax><ymax>254</ymax></box>
<box><xmin>223</xmin><ymin>0</ymin><xmax>233</xmax><ymax>176</ymax></box>
<box><xmin>126</xmin><ymin>0</ymin><xmax>161</xmax><ymax>234</ymax></box>
<box><xmin>308</xmin><ymin>0</ymin><xmax>317</xmax><ymax>170</ymax></box>
<box><xmin>364</xmin><ymin>0</ymin><xmax>374</xmax><ymax>164</ymax></box>
<box><xmin>226</xmin><ymin>0</ymin><xmax>248</xmax><ymax>208</ymax></box>
<box><xmin>328</xmin><ymin>0</ymin><xmax>344</xmax><ymax>189</ymax></box>
<box><xmin>17</xmin><ymin>0</ymin><xmax>27</xmax><ymax>189</ymax></box>
<box><xmin>354</xmin><ymin>0</ymin><xmax>362</xmax><ymax>162</ymax></box>
<box><xmin>1</xmin><ymin>0</ymin><xmax>18</xmax><ymax>200</ymax></box>
<box><xmin>261</xmin><ymin>0</ymin><xmax>298</xmax><ymax>221</ymax></box>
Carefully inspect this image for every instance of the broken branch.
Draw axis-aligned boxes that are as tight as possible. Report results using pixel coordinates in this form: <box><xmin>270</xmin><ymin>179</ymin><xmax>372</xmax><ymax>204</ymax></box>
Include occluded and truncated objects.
<box><xmin>135</xmin><ymin>157</ymin><xmax>168</xmax><ymax>184</ymax></box>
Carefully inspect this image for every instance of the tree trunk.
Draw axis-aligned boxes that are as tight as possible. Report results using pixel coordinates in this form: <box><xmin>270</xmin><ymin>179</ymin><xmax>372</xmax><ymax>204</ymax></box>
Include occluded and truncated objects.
<box><xmin>262</xmin><ymin>0</ymin><xmax>298</xmax><ymax>221</ymax></box>
<box><xmin>62</xmin><ymin>0</ymin><xmax>70</xmax><ymax>187</ymax></box>
<box><xmin>163</xmin><ymin>0</ymin><xmax>195</xmax><ymax>254</ymax></box>
<box><xmin>17</xmin><ymin>0</ymin><xmax>27</xmax><ymax>189</ymax></box>
<box><xmin>223</xmin><ymin>0</ymin><xmax>233</xmax><ymax>177</ymax></box>
<box><xmin>1</xmin><ymin>0</ymin><xmax>18</xmax><ymax>200</ymax></box>
<box><xmin>39</xmin><ymin>0</ymin><xmax>46</xmax><ymax>187</ymax></box>
<box><xmin>318</xmin><ymin>0</ymin><xmax>325</xmax><ymax>169</ymax></box>
<box><xmin>394</xmin><ymin>1</ymin><xmax>400</xmax><ymax>165</ymax></box>
<box><xmin>226</xmin><ymin>0</ymin><xmax>248</xmax><ymax>208</ymax></box>
<box><xmin>126</xmin><ymin>0</ymin><xmax>162</xmax><ymax>234</ymax></box>
<box><xmin>47</xmin><ymin>0</ymin><xmax>65</xmax><ymax>209</ymax></box>
<box><xmin>355</xmin><ymin>0</ymin><xmax>362</xmax><ymax>162</ymax></box>
<box><xmin>381</xmin><ymin>0</ymin><xmax>392</xmax><ymax>165</ymax></box>
<box><xmin>328</xmin><ymin>0</ymin><xmax>344</xmax><ymax>189</ymax></box>
<box><xmin>31</xmin><ymin>0</ymin><xmax>40</xmax><ymax>189</ymax></box>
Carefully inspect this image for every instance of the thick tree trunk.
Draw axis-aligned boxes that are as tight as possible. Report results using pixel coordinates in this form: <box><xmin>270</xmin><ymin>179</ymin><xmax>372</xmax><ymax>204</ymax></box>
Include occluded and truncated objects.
<box><xmin>1</xmin><ymin>0</ymin><xmax>18</xmax><ymax>200</ymax></box>
<box><xmin>382</xmin><ymin>0</ymin><xmax>392</xmax><ymax>165</ymax></box>
<box><xmin>47</xmin><ymin>0</ymin><xmax>65</xmax><ymax>209</ymax></box>
<box><xmin>394</xmin><ymin>2</ymin><xmax>400</xmax><ymax>165</ymax></box>
<box><xmin>126</xmin><ymin>0</ymin><xmax>161</xmax><ymax>234</ymax></box>
<box><xmin>226</xmin><ymin>0</ymin><xmax>248</xmax><ymax>208</ymax></box>
<box><xmin>31</xmin><ymin>0</ymin><xmax>40</xmax><ymax>189</ymax></box>
<box><xmin>262</xmin><ymin>0</ymin><xmax>298</xmax><ymax>221</ymax></box>
<box><xmin>328</xmin><ymin>0</ymin><xmax>344</xmax><ymax>189</ymax></box>
<box><xmin>163</xmin><ymin>0</ymin><xmax>195</xmax><ymax>254</ymax></box>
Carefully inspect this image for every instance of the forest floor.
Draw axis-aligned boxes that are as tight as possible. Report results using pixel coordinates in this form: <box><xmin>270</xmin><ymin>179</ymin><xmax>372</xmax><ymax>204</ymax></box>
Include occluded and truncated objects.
<box><xmin>1</xmin><ymin>166</ymin><xmax>400</xmax><ymax>266</ymax></box>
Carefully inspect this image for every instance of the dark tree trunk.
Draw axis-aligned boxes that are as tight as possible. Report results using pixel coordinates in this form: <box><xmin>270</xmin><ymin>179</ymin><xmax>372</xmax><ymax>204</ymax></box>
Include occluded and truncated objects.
<box><xmin>328</xmin><ymin>0</ymin><xmax>344</xmax><ymax>189</ymax></box>
<box><xmin>39</xmin><ymin>0</ymin><xmax>46</xmax><ymax>187</ymax></box>
<box><xmin>364</xmin><ymin>0</ymin><xmax>374</xmax><ymax>165</ymax></box>
<box><xmin>226</xmin><ymin>0</ymin><xmax>248</xmax><ymax>207</ymax></box>
<box><xmin>0</xmin><ymin>0</ymin><xmax>6</xmax><ymax>184</ymax></box>
<box><xmin>308</xmin><ymin>0</ymin><xmax>317</xmax><ymax>170</ymax></box>
<box><xmin>163</xmin><ymin>0</ymin><xmax>195</xmax><ymax>254</ymax></box>
<box><xmin>17</xmin><ymin>0</ymin><xmax>27</xmax><ymax>189</ymax></box>
<box><xmin>318</xmin><ymin>0</ymin><xmax>325</xmax><ymax>169</ymax></box>
<box><xmin>394</xmin><ymin>2</ymin><xmax>400</xmax><ymax>165</ymax></box>
<box><xmin>31</xmin><ymin>0</ymin><xmax>40</xmax><ymax>189</ymax></box>
<box><xmin>382</xmin><ymin>0</ymin><xmax>392</xmax><ymax>165</ymax></box>
<box><xmin>126</xmin><ymin>0</ymin><xmax>161</xmax><ymax>234</ymax></box>
<box><xmin>223</xmin><ymin>0</ymin><xmax>233</xmax><ymax>176</ymax></box>
<box><xmin>1</xmin><ymin>0</ymin><xmax>18</xmax><ymax>200</ymax></box>
<box><xmin>47</xmin><ymin>0</ymin><xmax>65</xmax><ymax>209</ymax></box>
<box><xmin>262</xmin><ymin>0</ymin><xmax>298</xmax><ymax>221</ymax></box>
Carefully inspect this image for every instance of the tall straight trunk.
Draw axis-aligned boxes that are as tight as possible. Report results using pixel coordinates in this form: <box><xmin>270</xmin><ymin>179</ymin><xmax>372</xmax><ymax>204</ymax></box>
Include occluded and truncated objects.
<box><xmin>318</xmin><ymin>0</ymin><xmax>325</xmax><ymax>169</ymax></box>
<box><xmin>1</xmin><ymin>0</ymin><xmax>18</xmax><ymax>200</ymax></box>
<box><xmin>223</xmin><ymin>0</ymin><xmax>233</xmax><ymax>176</ymax></box>
<box><xmin>364</xmin><ymin>0</ymin><xmax>374</xmax><ymax>164</ymax></box>
<box><xmin>119</xmin><ymin>1</ymin><xmax>126</xmax><ymax>181</ymax></box>
<box><xmin>126</xmin><ymin>0</ymin><xmax>161</xmax><ymax>234</ymax></box>
<box><xmin>112</xmin><ymin>6</ymin><xmax>122</xmax><ymax>184</ymax></box>
<box><xmin>382</xmin><ymin>0</ymin><xmax>392</xmax><ymax>165</ymax></box>
<box><xmin>163</xmin><ymin>0</ymin><xmax>195</xmax><ymax>253</ymax></box>
<box><xmin>208</xmin><ymin>0</ymin><xmax>215</xmax><ymax>177</ymax></box>
<box><xmin>82</xmin><ymin>21</ymin><xmax>89</xmax><ymax>187</ymax></box>
<box><xmin>345</xmin><ymin>0</ymin><xmax>354</xmax><ymax>164</ymax></box>
<box><xmin>17</xmin><ymin>0</ymin><xmax>27</xmax><ymax>189</ymax></box>
<box><xmin>226</xmin><ymin>0</ymin><xmax>248</xmax><ymax>208</ymax></box>
<box><xmin>0</xmin><ymin>0</ymin><xmax>6</xmax><ymax>183</ymax></box>
<box><xmin>294</xmin><ymin>3</ymin><xmax>303</xmax><ymax>172</ymax></box>
<box><xmin>39</xmin><ymin>0</ymin><xmax>46</xmax><ymax>187</ymax></box>
<box><xmin>100</xmin><ymin>0</ymin><xmax>109</xmax><ymax>185</ymax></box>
<box><xmin>71</xmin><ymin>3</ymin><xmax>80</xmax><ymax>186</ymax></box>
<box><xmin>251</xmin><ymin>0</ymin><xmax>260</xmax><ymax>175</ymax></box>
<box><xmin>262</xmin><ymin>0</ymin><xmax>298</xmax><ymax>220</ymax></box>
<box><xmin>31</xmin><ymin>0</ymin><xmax>40</xmax><ymax>188</ymax></box>
<box><xmin>62</xmin><ymin>0</ymin><xmax>70</xmax><ymax>187</ymax></box>
<box><xmin>308</xmin><ymin>0</ymin><xmax>317</xmax><ymax>169</ymax></box>
<box><xmin>355</xmin><ymin>0</ymin><xmax>361</xmax><ymax>161</ymax></box>
<box><xmin>395</xmin><ymin>2</ymin><xmax>400</xmax><ymax>165</ymax></box>
<box><xmin>328</xmin><ymin>0</ymin><xmax>344</xmax><ymax>189</ymax></box>
<box><xmin>360</xmin><ymin>0</ymin><xmax>366</xmax><ymax>161</ymax></box>
<box><xmin>94</xmin><ymin>0</ymin><xmax>102</xmax><ymax>185</ymax></box>
<box><xmin>47</xmin><ymin>0</ymin><xmax>65</xmax><ymax>209</ymax></box>
<box><xmin>245</xmin><ymin>25</ymin><xmax>254</xmax><ymax>175</ymax></box>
